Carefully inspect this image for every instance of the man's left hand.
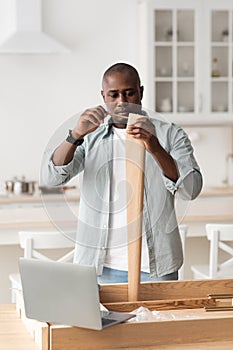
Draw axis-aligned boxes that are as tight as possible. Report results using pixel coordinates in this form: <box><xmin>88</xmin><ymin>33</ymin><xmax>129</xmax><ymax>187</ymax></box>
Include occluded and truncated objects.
<box><xmin>126</xmin><ymin>117</ymin><xmax>161</xmax><ymax>153</ymax></box>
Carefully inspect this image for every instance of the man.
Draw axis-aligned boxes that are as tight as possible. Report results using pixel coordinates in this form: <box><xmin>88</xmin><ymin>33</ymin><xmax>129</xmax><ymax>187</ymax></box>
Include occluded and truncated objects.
<box><xmin>46</xmin><ymin>62</ymin><xmax>202</xmax><ymax>283</ymax></box>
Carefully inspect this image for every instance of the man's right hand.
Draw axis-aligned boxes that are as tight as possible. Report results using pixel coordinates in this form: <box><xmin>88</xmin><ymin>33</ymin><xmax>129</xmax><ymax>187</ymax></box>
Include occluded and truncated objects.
<box><xmin>71</xmin><ymin>105</ymin><xmax>107</xmax><ymax>139</ymax></box>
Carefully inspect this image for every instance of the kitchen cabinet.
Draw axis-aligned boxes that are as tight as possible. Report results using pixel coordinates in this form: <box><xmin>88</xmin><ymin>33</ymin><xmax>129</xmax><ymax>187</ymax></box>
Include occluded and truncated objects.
<box><xmin>139</xmin><ymin>0</ymin><xmax>233</xmax><ymax>125</ymax></box>
<box><xmin>0</xmin><ymin>194</ymin><xmax>79</xmax><ymax>303</ymax></box>
<box><xmin>0</xmin><ymin>194</ymin><xmax>79</xmax><ymax>244</ymax></box>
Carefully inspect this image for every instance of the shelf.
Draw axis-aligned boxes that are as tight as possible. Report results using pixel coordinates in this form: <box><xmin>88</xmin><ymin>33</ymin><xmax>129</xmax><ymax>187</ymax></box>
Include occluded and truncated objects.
<box><xmin>155</xmin><ymin>77</ymin><xmax>195</xmax><ymax>81</ymax></box>
<box><xmin>166</xmin><ymin>114</ymin><xmax>233</xmax><ymax>127</ymax></box>
<box><xmin>211</xmin><ymin>42</ymin><xmax>231</xmax><ymax>47</ymax></box>
<box><xmin>154</xmin><ymin>42</ymin><xmax>195</xmax><ymax>46</ymax></box>
<box><xmin>211</xmin><ymin>77</ymin><xmax>230</xmax><ymax>81</ymax></box>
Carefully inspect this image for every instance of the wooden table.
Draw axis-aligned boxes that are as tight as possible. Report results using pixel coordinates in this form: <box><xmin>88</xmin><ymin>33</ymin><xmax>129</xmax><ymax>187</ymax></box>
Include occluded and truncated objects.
<box><xmin>0</xmin><ymin>304</ymin><xmax>40</xmax><ymax>350</ymax></box>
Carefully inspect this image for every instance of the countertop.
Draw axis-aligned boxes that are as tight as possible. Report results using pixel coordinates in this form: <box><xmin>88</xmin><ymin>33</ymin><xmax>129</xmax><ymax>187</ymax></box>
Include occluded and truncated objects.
<box><xmin>0</xmin><ymin>186</ymin><xmax>233</xmax><ymax>228</ymax></box>
<box><xmin>0</xmin><ymin>186</ymin><xmax>233</xmax><ymax>204</ymax></box>
<box><xmin>199</xmin><ymin>186</ymin><xmax>233</xmax><ymax>197</ymax></box>
<box><xmin>0</xmin><ymin>193</ymin><xmax>80</xmax><ymax>204</ymax></box>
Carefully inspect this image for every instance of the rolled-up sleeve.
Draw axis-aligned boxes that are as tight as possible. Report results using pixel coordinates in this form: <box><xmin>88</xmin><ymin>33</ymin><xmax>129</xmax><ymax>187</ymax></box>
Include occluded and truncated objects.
<box><xmin>162</xmin><ymin>124</ymin><xmax>203</xmax><ymax>200</ymax></box>
<box><xmin>164</xmin><ymin>168</ymin><xmax>202</xmax><ymax>199</ymax></box>
<box><xmin>42</xmin><ymin>145</ymin><xmax>85</xmax><ymax>187</ymax></box>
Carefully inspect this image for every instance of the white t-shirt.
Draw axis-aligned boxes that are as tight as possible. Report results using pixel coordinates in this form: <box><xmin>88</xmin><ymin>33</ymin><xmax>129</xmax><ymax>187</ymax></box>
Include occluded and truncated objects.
<box><xmin>104</xmin><ymin>126</ymin><xmax>149</xmax><ymax>272</ymax></box>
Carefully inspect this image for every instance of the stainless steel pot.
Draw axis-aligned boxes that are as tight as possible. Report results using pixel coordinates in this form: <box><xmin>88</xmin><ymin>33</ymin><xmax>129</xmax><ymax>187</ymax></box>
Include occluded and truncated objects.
<box><xmin>5</xmin><ymin>180</ymin><xmax>14</xmax><ymax>193</ymax></box>
<box><xmin>5</xmin><ymin>177</ymin><xmax>36</xmax><ymax>195</ymax></box>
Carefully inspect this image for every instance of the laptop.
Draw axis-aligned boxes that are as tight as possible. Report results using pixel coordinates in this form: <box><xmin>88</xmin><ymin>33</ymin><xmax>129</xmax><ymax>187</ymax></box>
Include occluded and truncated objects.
<box><xmin>19</xmin><ymin>258</ymin><xmax>135</xmax><ymax>330</ymax></box>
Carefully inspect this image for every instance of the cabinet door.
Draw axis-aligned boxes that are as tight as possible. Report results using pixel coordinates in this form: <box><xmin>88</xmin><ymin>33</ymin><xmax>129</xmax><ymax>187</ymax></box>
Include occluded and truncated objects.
<box><xmin>139</xmin><ymin>0</ymin><xmax>201</xmax><ymax>122</ymax></box>
<box><xmin>205</xmin><ymin>0</ymin><xmax>233</xmax><ymax>119</ymax></box>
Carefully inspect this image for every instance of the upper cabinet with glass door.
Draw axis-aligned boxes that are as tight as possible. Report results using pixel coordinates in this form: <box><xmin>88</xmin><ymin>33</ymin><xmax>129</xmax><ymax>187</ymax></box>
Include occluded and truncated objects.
<box><xmin>139</xmin><ymin>0</ymin><xmax>233</xmax><ymax>125</ymax></box>
<box><xmin>154</xmin><ymin>8</ymin><xmax>196</xmax><ymax>115</ymax></box>
<box><xmin>208</xmin><ymin>6</ymin><xmax>233</xmax><ymax>115</ymax></box>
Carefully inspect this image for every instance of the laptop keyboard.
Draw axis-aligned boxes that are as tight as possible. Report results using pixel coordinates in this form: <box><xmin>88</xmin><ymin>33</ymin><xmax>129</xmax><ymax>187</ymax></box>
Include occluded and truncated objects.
<box><xmin>101</xmin><ymin>317</ymin><xmax>118</xmax><ymax>327</ymax></box>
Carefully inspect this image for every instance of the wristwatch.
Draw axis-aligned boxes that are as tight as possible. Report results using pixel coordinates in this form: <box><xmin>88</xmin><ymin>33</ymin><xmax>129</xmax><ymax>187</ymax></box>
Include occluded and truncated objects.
<box><xmin>66</xmin><ymin>129</ymin><xmax>84</xmax><ymax>146</ymax></box>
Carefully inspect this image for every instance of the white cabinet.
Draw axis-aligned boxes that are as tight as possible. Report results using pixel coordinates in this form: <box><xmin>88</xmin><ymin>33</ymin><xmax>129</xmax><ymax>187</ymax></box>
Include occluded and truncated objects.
<box><xmin>139</xmin><ymin>0</ymin><xmax>233</xmax><ymax>125</ymax></box>
<box><xmin>207</xmin><ymin>1</ymin><xmax>233</xmax><ymax>116</ymax></box>
<box><xmin>0</xmin><ymin>195</ymin><xmax>79</xmax><ymax>245</ymax></box>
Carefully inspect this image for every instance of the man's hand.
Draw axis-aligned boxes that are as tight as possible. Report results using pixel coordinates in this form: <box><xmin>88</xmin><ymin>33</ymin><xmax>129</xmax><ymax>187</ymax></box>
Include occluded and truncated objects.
<box><xmin>72</xmin><ymin>105</ymin><xmax>107</xmax><ymax>139</ymax></box>
<box><xmin>127</xmin><ymin>117</ymin><xmax>179</xmax><ymax>182</ymax></box>
<box><xmin>126</xmin><ymin>117</ymin><xmax>160</xmax><ymax>153</ymax></box>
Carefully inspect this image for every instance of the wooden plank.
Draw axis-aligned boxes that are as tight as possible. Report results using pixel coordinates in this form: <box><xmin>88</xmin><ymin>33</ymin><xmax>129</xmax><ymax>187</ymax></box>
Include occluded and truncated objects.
<box><xmin>41</xmin><ymin>326</ymin><xmax>50</xmax><ymax>350</ymax></box>
<box><xmin>50</xmin><ymin>314</ymin><xmax>233</xmax><ymax>350</ymax></box>
<box><xmin>104</xmin><ymin>342</ymin><xmax>233</xmax><ymax>350</ymax></box>
<box><xmin>126</xmin><ymin>113</ymin><xmax>145</xmax><ymax>302</ymax></box>
<box><xmin>100</xmin><ymin>279</ymin><xmax>233</xmax><ymax>303</ymax></box>
<box><xmin>103</xmin><ymin>297</ymin><xmax>215</xmax><ymax>312</ymax></box>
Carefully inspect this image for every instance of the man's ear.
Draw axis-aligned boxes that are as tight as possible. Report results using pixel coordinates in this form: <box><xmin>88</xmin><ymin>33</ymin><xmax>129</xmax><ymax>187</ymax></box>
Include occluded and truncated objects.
<box><xmin>101</xmin><ymin>90</ymin><xmax>105</xmax><ymax>102</ymax></box>
<box><xmin>140</xmin><ymin>86</ymin><xmax>144</xmax><ymax>100</ymax></box>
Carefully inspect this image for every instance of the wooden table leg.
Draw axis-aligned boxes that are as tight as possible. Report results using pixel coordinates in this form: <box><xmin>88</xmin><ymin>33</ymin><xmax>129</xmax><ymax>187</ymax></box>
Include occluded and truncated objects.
<box><xmin>126</xmin><ymin>113</ymin><xmax>145</xmax><ymax>301</ymax></box>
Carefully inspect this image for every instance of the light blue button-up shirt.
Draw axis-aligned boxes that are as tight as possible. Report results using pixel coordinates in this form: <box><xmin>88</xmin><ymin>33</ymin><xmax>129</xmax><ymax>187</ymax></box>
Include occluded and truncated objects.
<box><xmin>45</xmin><ymin>117</ymin><xmax>202</xmax><ymax>277</ymax></box>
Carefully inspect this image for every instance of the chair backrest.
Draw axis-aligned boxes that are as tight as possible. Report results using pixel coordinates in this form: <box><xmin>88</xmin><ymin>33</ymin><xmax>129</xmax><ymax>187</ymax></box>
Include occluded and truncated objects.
<box><xmin>206</xmin><ymin>224</ymin><xmax>233</xmax><ymax>278</ymax></box>
<box><xmin>18</xmin><ymin>231</ymin><xmax>76</xmax><ymax>262</ymax></box>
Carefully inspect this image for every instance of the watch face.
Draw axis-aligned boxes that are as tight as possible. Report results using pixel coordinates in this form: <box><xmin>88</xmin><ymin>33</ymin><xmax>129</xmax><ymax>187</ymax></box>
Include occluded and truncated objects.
<box><xmin>69</xmin><ymin>129</ymin><xmax>75</xmax><ymax>140</ymax></box>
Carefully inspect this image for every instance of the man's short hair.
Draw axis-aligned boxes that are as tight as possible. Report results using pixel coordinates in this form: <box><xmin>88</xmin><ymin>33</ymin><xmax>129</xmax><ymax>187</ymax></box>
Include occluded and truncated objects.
<box><xmin>102</xmin><ymin>63</ymin><xmax>141</xmax><ymax>86</ymax></box>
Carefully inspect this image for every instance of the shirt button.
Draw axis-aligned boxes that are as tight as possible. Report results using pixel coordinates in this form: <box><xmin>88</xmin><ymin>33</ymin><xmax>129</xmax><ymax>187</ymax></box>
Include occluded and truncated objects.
<box><xmin>103</xmin><ymin>224</ymin><xmax>107</xmax><ymax>228</ymax></box>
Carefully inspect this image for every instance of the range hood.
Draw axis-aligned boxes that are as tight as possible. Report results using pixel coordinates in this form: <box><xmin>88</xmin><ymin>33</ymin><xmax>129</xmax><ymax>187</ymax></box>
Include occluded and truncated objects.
<box><xmin>0</xmin><ymin>0</ymin><xmax>70</xmax><ymax>54</ymax></box>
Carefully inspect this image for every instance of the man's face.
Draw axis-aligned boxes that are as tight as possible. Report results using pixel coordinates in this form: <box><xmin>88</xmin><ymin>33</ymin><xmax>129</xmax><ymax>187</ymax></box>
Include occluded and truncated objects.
<box><xmin>101</xmin><ymin>71</ymin><xmax>143</xmax><ymax>126</ymax></box>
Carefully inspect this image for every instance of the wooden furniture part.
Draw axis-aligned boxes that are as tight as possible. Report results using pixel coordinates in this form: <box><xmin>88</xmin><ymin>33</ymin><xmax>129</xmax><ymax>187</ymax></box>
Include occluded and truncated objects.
<box><xmin>2</xmin><ymin>304</ymin><xmax>233</xmax><ymax>350</ymax></box>
<box><xmin>126</xmin><ymin>113</ymin><xmax>145</xmax><ymax>301</ymax></box>
<box><xmin>205</xmin><ymin>293</ymin><xmax>233</xmax><ymax>312</ymax></box>
<box><xmin>99</xmin><ymin>278</ymin><xmax>233</xmax><ymax>310</ymax></box>
<box><xmin>16</xmin><ymin>278</ymin><xmax>233</xmax><ymax>350</ymax></box>
<box><xmin>191</xmin><ymin>224</ymin><xmax>233</xmax><ymax>279</ymax></box>
<box><xmin>9</xmin><ymin>230</ymin><xmax>75</xmax><ymax>303</ymax></box>
<box><xmin>49</xmin><ymin>313</ymin><xmax>233</xmax><ymax>350</ymax></box>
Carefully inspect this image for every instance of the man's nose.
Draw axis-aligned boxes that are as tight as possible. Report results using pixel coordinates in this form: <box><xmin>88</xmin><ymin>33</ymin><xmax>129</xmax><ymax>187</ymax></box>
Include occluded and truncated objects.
<box><xmin>117</xmin><ymin>93</ymin><xmax>127</xmax><ymax>104</ymax></box>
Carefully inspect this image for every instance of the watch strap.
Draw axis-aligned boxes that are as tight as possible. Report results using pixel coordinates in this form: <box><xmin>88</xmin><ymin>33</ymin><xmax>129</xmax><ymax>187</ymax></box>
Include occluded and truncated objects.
<box><xmin>66</xmin><ymin>129</ymin><xmax>84</xmax><ymax>146</ymax></box>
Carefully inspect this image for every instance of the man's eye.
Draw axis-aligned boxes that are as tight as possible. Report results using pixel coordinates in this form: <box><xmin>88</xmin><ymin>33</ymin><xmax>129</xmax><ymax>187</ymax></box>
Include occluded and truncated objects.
<box><xmin>126</xmin><ymin>91</ymin><xmax>135</xmax><ymax>97</ymax></box>
<box><xmin>109</xmin><ymin>93</ymin><xmax>118</xmax><ymax>98</ymax></box>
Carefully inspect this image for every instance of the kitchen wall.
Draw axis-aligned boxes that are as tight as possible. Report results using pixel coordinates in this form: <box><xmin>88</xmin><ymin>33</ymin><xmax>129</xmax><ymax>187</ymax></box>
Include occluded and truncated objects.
<box><xmin>0</xmin><ymin>0</ymin><xmax>231</xmax><ymax>187</ymax></box>
<box><xmin>0</xmin><ymin>0</ymin><xmax>139</xmax><ymax>185</ymax></box>
<box><xmin>0</xmin><ymin>0</ymin><xmax>232</xmax><ymax>304</ymax></box>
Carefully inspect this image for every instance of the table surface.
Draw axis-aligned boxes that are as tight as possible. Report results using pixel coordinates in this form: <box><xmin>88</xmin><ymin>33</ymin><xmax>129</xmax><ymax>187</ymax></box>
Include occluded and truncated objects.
<box><xmin>1</xmin><ymin>304</ymin><xmax>233</xmax><ymax>350</ymax></box>
<box><xmin>0</xmin><ymin>304</ymin><xmax>39</xmax><ymax>350</ymax></box>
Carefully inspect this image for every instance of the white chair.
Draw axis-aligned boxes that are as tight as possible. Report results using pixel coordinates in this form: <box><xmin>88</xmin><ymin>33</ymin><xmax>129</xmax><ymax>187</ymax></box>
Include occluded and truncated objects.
<box><xmin>9</xmin><ymin>231</ymin><xmax>76</xmax><ymax>302</ymax></box>
<box><xmin>178</xmin><ymin>224</ymin><xmax>188</xmax><ymax>280</ymax></box>
<box><xmin>191</xmin><ymin>224</ymin><xmax>233</xmax><ymax>279</ymax></box>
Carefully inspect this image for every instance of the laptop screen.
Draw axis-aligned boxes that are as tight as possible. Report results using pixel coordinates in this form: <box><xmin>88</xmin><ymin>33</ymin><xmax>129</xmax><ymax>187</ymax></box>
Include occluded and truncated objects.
<box><xmin>19</xmin><ymin>258</ymin><xmax>103</xmax><ymax>329</ymax></box>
